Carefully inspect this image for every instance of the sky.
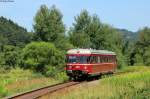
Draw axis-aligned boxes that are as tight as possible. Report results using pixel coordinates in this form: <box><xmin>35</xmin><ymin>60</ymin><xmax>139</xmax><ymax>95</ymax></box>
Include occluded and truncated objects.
<box><xmin>0</xmin><ymin>0</ymin><xmax>150</xmax><ymax>32</ymax></box>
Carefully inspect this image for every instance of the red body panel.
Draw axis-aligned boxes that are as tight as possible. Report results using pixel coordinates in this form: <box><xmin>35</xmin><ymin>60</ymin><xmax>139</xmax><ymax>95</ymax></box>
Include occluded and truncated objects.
<box><xmin>91</xmin><ymin>63</ymin><xmax>116</xmax><ymax>74</ymax></box>
<box><xmin>66</xmin><ymin>63</ymin><xmax>92</xmax><ymax>73</ymax></box>
<box><xmin>66</xmin><ymin>62</ymin><xmax>117</xmax><ymax>75</ymax></box>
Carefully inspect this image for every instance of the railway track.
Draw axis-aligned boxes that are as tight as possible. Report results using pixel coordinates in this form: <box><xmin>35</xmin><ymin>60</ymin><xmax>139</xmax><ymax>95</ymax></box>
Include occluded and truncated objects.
<box><xmin>4</xmin><ymin>72</ymin><xmax>125</xmax><ymax>99</ymax></box>
<box><xmin>5</xmin><ymin>81</ymin><xmax>81</xmax><ymax>99</ymax></box>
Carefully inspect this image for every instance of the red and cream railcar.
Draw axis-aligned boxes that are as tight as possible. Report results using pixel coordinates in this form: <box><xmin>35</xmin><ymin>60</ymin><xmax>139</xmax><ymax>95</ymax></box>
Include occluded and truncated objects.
<box><xmin>66</xmin><ymin>49</ymin><xmax>117</xmax><ymax>80</ymax></box>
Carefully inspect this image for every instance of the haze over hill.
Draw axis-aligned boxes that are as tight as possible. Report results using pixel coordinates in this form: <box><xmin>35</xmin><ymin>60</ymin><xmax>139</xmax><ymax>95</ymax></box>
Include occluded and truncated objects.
<box><xmin>116</xmin><ymin>29</ymin><xmax>138</xmax><ymax>41</ymax></box>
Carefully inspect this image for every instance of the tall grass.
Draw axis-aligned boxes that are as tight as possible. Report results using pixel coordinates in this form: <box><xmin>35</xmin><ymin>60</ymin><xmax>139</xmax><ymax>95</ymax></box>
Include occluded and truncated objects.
<box><xmin>0</xmin><ymin>68</ymin><xmax>61</xmax><ymax>98</ymax></box>
<box><xmin>43</xmin><ymin>66</ymin><xmax>150</xmax><ymax>99</ymax></box>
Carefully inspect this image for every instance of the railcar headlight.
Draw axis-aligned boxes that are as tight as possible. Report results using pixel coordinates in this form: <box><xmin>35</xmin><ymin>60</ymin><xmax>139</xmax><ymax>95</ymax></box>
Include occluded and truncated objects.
<box><xmin>84</xmin><ymin>66</ymin><xmax>87</xmax><ymax>69</ymax></box>
<box><xmin>75</xmin><ymin>66</ymin><xmax>80</xmax><ymax>68</ymax></box>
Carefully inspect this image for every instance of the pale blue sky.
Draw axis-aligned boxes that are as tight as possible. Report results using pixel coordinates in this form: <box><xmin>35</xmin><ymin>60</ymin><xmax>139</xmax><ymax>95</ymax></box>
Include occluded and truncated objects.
<box><xmin>0</xmin><ymin>0</ymin><xmax>150</xmax><ymax>32</ymax></box>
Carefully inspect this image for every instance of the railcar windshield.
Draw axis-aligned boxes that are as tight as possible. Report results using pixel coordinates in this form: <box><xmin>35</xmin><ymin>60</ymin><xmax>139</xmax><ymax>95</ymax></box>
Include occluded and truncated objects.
<box><xmin>66</xmin><ymin>55</ymin><xmax>90</xmax><ymax>63</ymax></box>
<box><xmin>67</xmin><ymin>56</ymin><xmax>77</xmax><ymax>63</ymax></box>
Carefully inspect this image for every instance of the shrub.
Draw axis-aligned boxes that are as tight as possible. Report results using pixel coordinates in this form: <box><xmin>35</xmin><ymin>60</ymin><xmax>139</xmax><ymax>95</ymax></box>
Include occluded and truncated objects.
<box><xmin>45</xmin><ymin>66</ymin><xmax>58</xmax><ymax>77</ymax></box>
<box><xmin>21</xmin><ymin>42</ymin><xmax>65</xmax><ymax>75</ymax></box>
<box><xmin>55</xmin><ymin>72</ymin><xmax>68</xmax><ymax>82</ymax></box>
<box><xmin>0</xmin><ymin>45</ymin><xmax>20</xmax><ymax>69</ymax></box>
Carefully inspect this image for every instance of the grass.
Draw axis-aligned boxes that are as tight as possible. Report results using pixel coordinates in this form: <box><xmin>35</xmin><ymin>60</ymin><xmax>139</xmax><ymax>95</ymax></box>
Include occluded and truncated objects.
<box><xmin>43</xmin><ymin>66</ymin><xmax>150</xmax><ymax>99</ymax></box>
<box><xmin>0</xmin><ymin>68</ymin><xmax>63</xmax><ymax>98</ymax></box>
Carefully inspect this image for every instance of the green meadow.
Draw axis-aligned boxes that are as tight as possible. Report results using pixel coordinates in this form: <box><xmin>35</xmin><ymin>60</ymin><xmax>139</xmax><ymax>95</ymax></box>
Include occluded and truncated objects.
<box><xmin>0</xmin><ymin>66</ymin><xmax>150</xmax><ymax>99</ymax></box>
<box><xmin>47</xmin><ymin>66</ymin><xmax>150</xmax><ymax>99</ymax></box>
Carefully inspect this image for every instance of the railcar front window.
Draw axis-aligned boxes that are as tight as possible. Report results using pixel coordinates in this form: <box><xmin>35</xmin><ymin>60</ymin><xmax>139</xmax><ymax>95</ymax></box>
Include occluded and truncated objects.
<box><xmin>67</xmin><ymin>56</ymin><xmax>90</xmax><ymax>63</ymax></box>
<box><xmin>67</xmin><ymin>56</ymin><xmax>77</xmax><ymax>63</ymax></box>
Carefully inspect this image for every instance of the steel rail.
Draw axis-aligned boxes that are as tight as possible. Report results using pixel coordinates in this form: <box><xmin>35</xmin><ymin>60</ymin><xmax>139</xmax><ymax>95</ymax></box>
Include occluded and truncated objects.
<box><xmin>5</xmin><ymin>81</ymin><xmax>80</xmax><ymax>99</ymax></box>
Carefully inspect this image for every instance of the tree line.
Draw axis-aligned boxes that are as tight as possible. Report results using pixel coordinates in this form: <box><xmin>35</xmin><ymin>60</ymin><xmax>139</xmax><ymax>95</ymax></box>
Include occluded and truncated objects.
<box><xmin>0</xmin><ymin>4</ymin><xmax>150</xmax><ymax>76</ymax></box>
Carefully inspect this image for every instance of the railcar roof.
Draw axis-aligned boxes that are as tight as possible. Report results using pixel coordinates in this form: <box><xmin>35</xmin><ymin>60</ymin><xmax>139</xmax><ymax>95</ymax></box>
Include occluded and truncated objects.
<box><xmin>67</xmin><ymin>49</ymin><xmax>116</xmax><ymax>55</ymax></box>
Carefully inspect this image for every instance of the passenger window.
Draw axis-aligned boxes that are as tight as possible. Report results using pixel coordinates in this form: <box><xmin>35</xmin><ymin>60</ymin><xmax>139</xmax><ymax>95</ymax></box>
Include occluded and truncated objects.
<box><xmin>98</xmin><ymin>56</ymin><xmax>101</xmax><ymax>63</ymax></box>
<box><xmin>93</xmin><ymin>56</ymin><xmax>97</xmax><ymax>63</ymax></box>
<box><xmin>104</xmin><ymin>56</ymin><xmax>106</xmax><ymax>62</ymax></box>
<box><xmin>101</xmin><ymin>56</ymin><xmax>104</xmax><ymax>63</ymax></box>
<box><xmin>90</xmin><ymin>56</ymin><xmax>94</xmax><ymax>63</ymax></box>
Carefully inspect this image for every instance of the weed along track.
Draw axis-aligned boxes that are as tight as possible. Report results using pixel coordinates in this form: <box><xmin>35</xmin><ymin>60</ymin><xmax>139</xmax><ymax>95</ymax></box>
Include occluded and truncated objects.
<box><xmin>4</xmin><ymin>72</ymin><xmax>130</xmax><ymax>99</ymax></box>
<box><xmin>5</xmin><ymin>81</ymin><xmax>81</xmax><ymax>99</ymax></box>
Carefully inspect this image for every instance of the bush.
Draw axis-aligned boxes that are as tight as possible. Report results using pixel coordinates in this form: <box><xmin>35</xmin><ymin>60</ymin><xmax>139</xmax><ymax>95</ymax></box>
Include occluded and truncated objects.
<box><xmin>55</xmin><ymin>72</ymin><xmax>68</xmax><ymax>82</ymax></box>
<box><xmin>21</xmin><ymin>42</ymin><xmax>65</xmax><ymax>75</ymax></box>
<box><xmin>0</xmin><ymin>45</ymin><xmax>20</xmax><ymax>69</ymax></box>
<box><xmin>45</xmin><ymin>65</ymin><xmax>68</xmax><ymax>82</ymax></box>
<box><xmin>45</xmin><ymin>66</ymin><xmax>58</xmax><ymax>77</ymax></box>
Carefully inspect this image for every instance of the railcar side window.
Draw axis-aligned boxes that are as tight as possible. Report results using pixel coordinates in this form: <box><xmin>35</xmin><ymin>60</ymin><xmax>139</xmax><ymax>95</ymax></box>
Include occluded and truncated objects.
<box><xmin>100</xmin><ymin>56</ymin><xmax>104</xmax><ymax>63</ymax></box>
<box><xmin>87</xmin><ymin>56</ymin><xmax>91</xmax><ymax>63</ymax></box>
<box><xmin>104</xmin><ymin>56</ymin><xmax>106</xmax><ymax>63</ymax></box>
<box><xmin>93</xmin><ymin>56</ymin><xmax>98</xmax><ymax>63</ymax></box>
<box><xmin>79</xmin><ymin>56</ymin><xmax>89</xmax><ymax>63</ymax></box>
<box><xmin>110</xmin><ymin>56</ymin><xmax>113</xmax><ymax>62</ymax></box>
<box><xmin>90</xmin><ymin>56</ymin><xmax>94</xmax><ymax>63</ymax></box>
<box><xmin>105</xmin><ymin>56</ymin><xmax>109</xmax><ymax>62</ymax></box>
<box><xmin>110</xmin><ymin>56</ymin><xmax>112</xmax><ymax>62</ymax></box>
<box><xmin>94</xmin><ymin>56</ymin><xmax>98</xmax><ymax>63</ymax></box>
<box><xmin>112</xmin><ymin>56</ymin><xmax>115</xmax><ymax>62</ymax></box>
<box><xmin>108</xmin><ymin>56</ymin><xmax>111</xmax><ymax>62</ymax></box>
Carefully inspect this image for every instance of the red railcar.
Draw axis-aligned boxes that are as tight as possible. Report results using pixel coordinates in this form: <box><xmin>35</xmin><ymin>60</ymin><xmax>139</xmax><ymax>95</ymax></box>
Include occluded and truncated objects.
<box><xmin>66</xmin><ymin>49</ymin><xmax>117</xmax><ymax>80</ymax></box>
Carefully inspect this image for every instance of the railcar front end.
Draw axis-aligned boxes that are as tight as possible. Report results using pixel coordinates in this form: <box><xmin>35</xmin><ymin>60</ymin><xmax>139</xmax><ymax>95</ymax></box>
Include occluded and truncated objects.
<box><xmin>66</xmin><ymin>55</ymin><xmax>92</xmax><ymax>80</ymax></box>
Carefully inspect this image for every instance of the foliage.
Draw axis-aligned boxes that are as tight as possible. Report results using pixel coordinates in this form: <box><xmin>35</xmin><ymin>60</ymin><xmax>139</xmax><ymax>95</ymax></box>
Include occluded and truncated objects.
<box><xmin>21</xmin><ymin>42</ymin><xmax>65</xmax><ymax>75</ymax></box>
<box><xmin>54</xmin><ymin>35</ymin><xmax>74</xmax><ymax>51</ymax></box>
<box><xmin>69</xmin><ymin>10</ymin><xmax>92</xmax><ymax>48</ymax></box>
<box><xmin>0</xmin><ymin>45</ymin><xmax>20</xmax><ymax>69</ymax></box>
<box><xmin>33</xmin><ymin>4</ymin><xmax>73</xmax><ymax>52</ymax></box>
<box><xmin>131</xmin><ymin>27</ymin><xmax>150</xmax><ymax>66</ymax></box>
<box><xmin>118</xmin><ymin>66</ymin><xmax>150</xmax><ymax>73</ymax></box>
<box><xmin>55</xmin><ymin>71</ymin><xmax>68</xmax><ymax>82</ymax></box>
<box><xmin>33</xmin><ymin>5</ymin><xmax>65</xmax><ymax>42</ymax></box>
<box><xmin>0</xmin><ymin>17</ymin><xmax>31</xmax><ymax>46</ymax></box>
<box><xmin>45</xmin><ymin>66</ymin><xmax>68</xmax><ymax>82</ymax></box>
<box><xmin>69</xmin><ymin>31</ymin><xmax>91</xmax><ymax>48</ymax></box>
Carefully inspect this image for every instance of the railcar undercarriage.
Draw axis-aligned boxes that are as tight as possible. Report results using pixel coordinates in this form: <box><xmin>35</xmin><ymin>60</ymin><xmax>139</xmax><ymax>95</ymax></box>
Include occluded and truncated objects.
<box><xmin>66</xmin><ymin>70</ymin><xmax>88</xmax><ymax>81</ymax></box>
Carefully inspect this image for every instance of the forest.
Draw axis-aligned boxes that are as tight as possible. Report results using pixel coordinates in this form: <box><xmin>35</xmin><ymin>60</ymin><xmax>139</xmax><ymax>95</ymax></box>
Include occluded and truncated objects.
<box><xmin>0</xmin><ymin>4</ymin><xmax>150</xmax><ymax>77</ymax></box>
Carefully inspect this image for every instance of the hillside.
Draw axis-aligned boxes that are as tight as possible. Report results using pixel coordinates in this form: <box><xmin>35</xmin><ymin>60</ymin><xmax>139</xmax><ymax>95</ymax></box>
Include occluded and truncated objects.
<box><xmin>116</xmin><ymin>28</ymin><xmax>138</xmax><ymax>42</ymax></box>
<box><xmin>0</xmin><ymin>16</ymin><xmax>31</xmax><ymax>46</ymax></box>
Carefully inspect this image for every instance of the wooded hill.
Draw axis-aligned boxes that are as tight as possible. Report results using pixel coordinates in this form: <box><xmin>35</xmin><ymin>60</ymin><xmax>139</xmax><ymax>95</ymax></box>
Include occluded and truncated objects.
<box><xmin>0</xmin><ymin>17</ymin><xmax>31</xmax><ymax>47</ymax></box>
